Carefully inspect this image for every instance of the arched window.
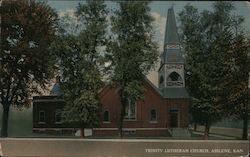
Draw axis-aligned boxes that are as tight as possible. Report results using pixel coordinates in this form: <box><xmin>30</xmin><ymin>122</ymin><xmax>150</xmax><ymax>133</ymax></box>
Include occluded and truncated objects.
<box><xmin>150</xmin><ymin>109</ymin><xmax>157</xmax><ymax>121</ymax></box>
<box><xmin>125</xmin><ymin>99</ymin><xmax>136</xmax><ymax>120</ymax></box>
<box><xmin>167</xmin><ymin>72</ymin><xmax>182</xmax><ymax>81</ymax></box>
<box><xmin>103</xmin><ymin>110</ymin><xmax>110</xmax><ymax>122</ymax></box>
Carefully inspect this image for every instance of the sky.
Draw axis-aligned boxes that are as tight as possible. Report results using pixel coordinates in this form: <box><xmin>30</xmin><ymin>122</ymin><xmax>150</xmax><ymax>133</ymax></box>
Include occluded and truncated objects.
<box><xmin>46</xmin><ymin>1</ymin><xmax>250</xmax><ymax>87</ymax></box>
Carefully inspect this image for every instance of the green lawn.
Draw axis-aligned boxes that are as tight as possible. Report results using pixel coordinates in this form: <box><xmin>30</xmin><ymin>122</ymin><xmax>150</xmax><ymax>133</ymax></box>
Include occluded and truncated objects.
<box><xmin>0</xmin><ymin>106</ymin><xmax>33</xmax><ymax>137</ymax></box>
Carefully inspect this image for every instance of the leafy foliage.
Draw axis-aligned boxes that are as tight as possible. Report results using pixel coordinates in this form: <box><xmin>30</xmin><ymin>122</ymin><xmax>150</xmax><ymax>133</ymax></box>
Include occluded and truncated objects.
<box><xmin>52</xmin><ymin>0</ymin><xmax>108</xmax><ymax>128</ymax></box>
<box><xmin>179</xmin><ymin>2</ymin><xmax>250</xmax><ymax>139</ymax></box>
<box><xmin>107</xmin><ymin>1</ymin><xmax>158</xmax><ymax>136</ymax></box>
<box><xmin>0</xmin><ymin>0</ymin><xmax>58</xmax><ymax>137</ymax></box>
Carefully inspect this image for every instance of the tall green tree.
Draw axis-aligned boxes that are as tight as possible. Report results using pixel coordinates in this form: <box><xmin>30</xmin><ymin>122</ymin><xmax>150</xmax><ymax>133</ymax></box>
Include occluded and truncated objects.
<box><xmin>107</xmin><ymin>1</ymin><xmax>158</xmax><ymax>137</ymax></box>
<box><xmin>0</xmin><ymin>0</ymin><xmax>58</xmax><ymax>137</ymax></box>
<box><xmin>225</xmin><ymin>35</ymin><xmax>249</xmax><ymax>140</ymax></box>
<box><xmin>179</xmin><ymin>2</ymin><xmax>249</xmax><ymax>139</ymax></box>
<box><xmin>52</xmin><ymin>0</ymin><xmax>108</xmax><ymax>135</ymax></box>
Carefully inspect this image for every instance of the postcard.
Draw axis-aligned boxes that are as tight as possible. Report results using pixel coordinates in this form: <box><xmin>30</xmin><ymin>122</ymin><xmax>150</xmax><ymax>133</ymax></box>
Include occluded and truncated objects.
<box><xmin>0</xmin><ymin>0</ymin><xmax>249</xmax><ymax>156</ymax></box>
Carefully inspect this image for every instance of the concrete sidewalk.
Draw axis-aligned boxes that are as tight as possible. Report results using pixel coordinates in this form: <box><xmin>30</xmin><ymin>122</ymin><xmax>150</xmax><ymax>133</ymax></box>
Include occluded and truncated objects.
<box><xmin>0</xmin><ymin>138</ymin><xmax>249</xmax><ymax>157</ymax></box>
<box><xmin>193</xmin><ymin>125</ymin><xmax>249</xmax><ymax>139</ymax></box>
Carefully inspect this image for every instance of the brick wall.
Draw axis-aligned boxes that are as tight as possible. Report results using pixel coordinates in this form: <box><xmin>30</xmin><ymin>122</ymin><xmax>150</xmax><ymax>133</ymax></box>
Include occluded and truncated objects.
<box><xmin>98</xmin><ymin>81</ymin><xmax>189</xmax><ymax>136</ymax></box>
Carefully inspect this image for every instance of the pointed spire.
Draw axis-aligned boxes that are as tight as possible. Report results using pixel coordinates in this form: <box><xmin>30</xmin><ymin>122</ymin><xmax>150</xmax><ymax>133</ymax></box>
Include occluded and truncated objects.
<box><xmin>161</xmin><ymin>7</ymin><xmax>183</xmax><ymax>63</ymax></box>
<box><xmin>164</xmin><ymin>7</ymin><xmax>179</xmax><ymax>44</ymax></box>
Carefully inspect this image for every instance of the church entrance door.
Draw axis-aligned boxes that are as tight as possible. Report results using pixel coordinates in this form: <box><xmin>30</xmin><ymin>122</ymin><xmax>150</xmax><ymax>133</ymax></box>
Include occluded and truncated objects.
<box><xmin>170</xmin><ymin>109</ymin><xmax>179</xmax><ymax>128</ymax></box>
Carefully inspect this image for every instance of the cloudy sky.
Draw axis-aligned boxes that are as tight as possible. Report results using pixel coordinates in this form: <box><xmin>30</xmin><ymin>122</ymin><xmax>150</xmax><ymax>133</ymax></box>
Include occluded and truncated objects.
<box><xmin>47</xmin><ymin>1</ymin><xmax>250</xmax><ymax>87</ymax></box>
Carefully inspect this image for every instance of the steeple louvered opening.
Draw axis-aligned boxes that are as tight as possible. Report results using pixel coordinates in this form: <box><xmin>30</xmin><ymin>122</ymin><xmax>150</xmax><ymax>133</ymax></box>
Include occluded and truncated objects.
<box><xmin>158</xmin><ymin>6</ymin><xmax>186</xmax><ymax>89</ymax></box>
<box><xmin>167</xmin><ymin>72</ymin><xmax>183</xmax><ymax>81</ymax></box>
<box><xmin>166</xmin><ymin>71</ymin><xmax>184</xmax><ymax>87</ymax></box>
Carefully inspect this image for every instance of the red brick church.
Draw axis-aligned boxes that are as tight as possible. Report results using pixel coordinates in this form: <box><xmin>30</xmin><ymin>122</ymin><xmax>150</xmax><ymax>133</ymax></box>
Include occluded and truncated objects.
<box><xmin>33</xmin><ymin>7</ymin><xmax>190</xmax><ymax>137</ymax></box>
<box><xmin>95</xmin><ymin>7</ymin><xmax>189</xmax><ymax>136</ymax></box>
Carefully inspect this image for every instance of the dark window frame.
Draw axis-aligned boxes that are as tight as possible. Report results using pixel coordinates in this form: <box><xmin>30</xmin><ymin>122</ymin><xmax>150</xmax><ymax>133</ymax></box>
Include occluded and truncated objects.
<box><xmin>55</xmin><ymin>109</ymin><xmax>62</xmax><ymax>124</ymax></box>
<box><xmin>169</xmin><ymin>109</ymin><xmax>180</xmax><ymax>128</ymax></box>
<box><xmin>38</xmin><ymin>110</ymin><xmax>45</xmax><ymax>124</ymax></box>
<box><xmin>103</xmin><ymin>110</ymin><xmax>110</xmax><ymax>123</ymax></box>
<box><xmin>150</xmin><ymin>109</ymin><xmax>157</xmax><ymax>122</ymax></box>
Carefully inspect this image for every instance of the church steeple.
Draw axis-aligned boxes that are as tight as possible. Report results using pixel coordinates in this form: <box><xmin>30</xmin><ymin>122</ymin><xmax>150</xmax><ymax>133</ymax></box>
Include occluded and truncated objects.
<box><xmin>158</xmin><ymin>7</ymin><xmax>185</xmax><ymax>90</ymax></box>
<box><xmin>161</xmin><ymin>7</ymin><xmax>184</xmax><ymax>64</ymax></box>
<box><xmin>164</xmin><ymin>6</ymin><xmax>179</xmax><ymax>45</ymax></box>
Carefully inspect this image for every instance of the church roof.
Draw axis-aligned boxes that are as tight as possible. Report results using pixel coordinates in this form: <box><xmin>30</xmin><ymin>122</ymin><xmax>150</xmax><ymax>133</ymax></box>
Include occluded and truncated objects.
<box><xmin>144</xmin><ymin>77</ymin><xmax>189</xmax><ymax>99</ymax></box>
<box><xmin>165</xmin><ymin>50</ymin><xmax>184</xmax><ymax>63</ymax></box>
<box><xmin>50</xmin><ymin>76</ymin><xmax>61</xmax><ymax>96</ymax></box>
<box><xmin>160</xmin><ymin>88</ymin><xmax>189</xmax><ymax>98</ymax></box>
<box><xmin>50</xmin><ymin>82</ymin><xmax>61</xmax><ymax>95</ymax></box>
<box><xmin>164</xmin><ymin>7</ymin><xmax>179</xmax><ymax>44</ymax></box>
<box><xmin>162</xmin><ymin>7</ymin><xmax>184</xmax><ymax>64</ymax></box>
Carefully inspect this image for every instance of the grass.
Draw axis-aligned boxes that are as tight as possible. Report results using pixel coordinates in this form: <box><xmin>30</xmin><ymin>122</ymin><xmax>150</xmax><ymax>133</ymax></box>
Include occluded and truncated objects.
<box><xmin>0</xmin><ymin>106</ymin><xmax>33</xmax><ymax>137</ymax></box>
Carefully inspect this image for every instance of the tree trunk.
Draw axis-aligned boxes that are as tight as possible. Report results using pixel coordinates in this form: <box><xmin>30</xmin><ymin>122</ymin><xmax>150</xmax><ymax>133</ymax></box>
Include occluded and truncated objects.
<box><xmin>242</xmin><ymin>97</ymin><xmax>248</xmax><ymax>140</ymax></box>
<box><xmin>194</xmin><ymin>122</ymin><xmax>197</xmax><ymax>131</ymax></box>
<box><xmin>118</xmin><ymin>89</ymin><xmax>127</xmax><ymax>138</ymax></box>
<box><xmin>203</xmin><ymin>121</ymin><xmax>211</xmax><ymax>140</ymax></box>
<box><xmin>81</xmin><ymin>128</ymin><xmax>84</xmax><ymax>138</ymax></box>
<box><xmin>118</xmin><ymin>102</ymin><xmax>126</xmax><ymax>138</ymax></box>
<box><xmin>1</xmin><ymin>104</ymin><xmax>10</xmax><ymax>137</ymax></box>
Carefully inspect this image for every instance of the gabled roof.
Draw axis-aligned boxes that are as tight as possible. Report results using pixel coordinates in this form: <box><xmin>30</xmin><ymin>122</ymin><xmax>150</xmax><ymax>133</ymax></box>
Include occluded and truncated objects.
<box><xmin>160</xmin><ymin>87</ymin><xmax>189</xmax><ymax>99</ymax></box>
<box><xmin>144</xmin><ymin>77</ymin><xmax>162</xmax><ymax>97</ymax></box>
<box><xmin>144</xmin><ymin>77</ymin><xmax>189</xmax><ymax>99</ymax></box>
<box><xmin>47</xmin><ymin>77</ymin><xmax>189</xmax><ymax>100</ymax></box>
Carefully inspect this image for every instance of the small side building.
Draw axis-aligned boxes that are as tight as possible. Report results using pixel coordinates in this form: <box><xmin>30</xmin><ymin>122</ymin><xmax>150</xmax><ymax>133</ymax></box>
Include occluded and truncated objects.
<box><xmin>33</xmin><ymin>77</ymin><xmax>75</xmax><ymax>134</ymax></box>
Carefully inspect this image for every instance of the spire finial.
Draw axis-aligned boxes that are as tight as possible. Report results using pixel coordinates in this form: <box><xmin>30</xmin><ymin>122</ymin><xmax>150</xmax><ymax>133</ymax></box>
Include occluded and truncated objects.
<box><xmin>171</xmin><ymin>3</ymin><xmax>175</xmax><ymax>9</ymax></box>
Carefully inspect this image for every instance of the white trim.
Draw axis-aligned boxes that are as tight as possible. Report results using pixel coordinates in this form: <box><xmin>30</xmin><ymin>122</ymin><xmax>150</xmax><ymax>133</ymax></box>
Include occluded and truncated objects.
<box><xmin>131</xmin><ymin>128</ymin><xmax>168</xmax><ymax>131</ymax></box>
<box><xmin>93</xmin><ymin>128</ymin><xmax>168</xmax><ymax>131</ymax></box>
<box><xmin>124</xmin><ymin>119</ymin><xmax>137</xmax><ymax>122</ymax></box>
<box><xmin>55</xmin><ymin>122</ymin><xmax>63</xmax><ymax>124</ymax></box>
<box><xmin>149</xmin><ymin>121</ymin><xmax>158</xmax><ymax>124</ymax></box>
<box><xmin>33</xmin><ymin>128</ymin><xmax>75</xmax><ymax>131</ymax></box>
<box><xmin>122</xmin><ymin>128</ymin><xmax>136</xmax><ymax>131</ymax></box>
<box><xmin>33</xmin><ymin>128</ymin><xmax>46</xmax><ymax>131</ymax></box>
<box><xmin>33</xmin><ymin>99</ymin><xmax>64</xmax><ymax>102</ymax></box>
<box><xmin>93</xmin><ymin>128</ymin><xmax>118</xmax><ymax>131</ymax></box>
<box><xmin>33</xmin><ymin>127</ymin><xmax>169</xmax><ymax>131</ymax></box>
<box><xmin>38</xmin><ymin>122</ymin><xmax>46</xmax><ymax>124</ymax></box>
<box><xmin>102</xmin><ymin>121</ymin><xmax>111</xmax><ymax>124</ymax></box>
<box><xmin>165</xmin><ymin>44</ymin><xmax>180</xmax><ymax>49</ymax></box>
